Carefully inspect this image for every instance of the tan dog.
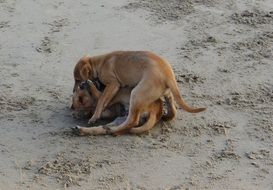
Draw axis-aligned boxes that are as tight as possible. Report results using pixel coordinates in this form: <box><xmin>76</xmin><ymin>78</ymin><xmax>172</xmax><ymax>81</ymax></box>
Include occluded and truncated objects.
<box><xmin>73</xmin><ymin>51</ymin><xmax>206</xmax><ymax>135</ymax></box>
<box><xmin>72</xmin><ymin>80</ymin><xmax>170</xmax><ymax>135</ymax></box>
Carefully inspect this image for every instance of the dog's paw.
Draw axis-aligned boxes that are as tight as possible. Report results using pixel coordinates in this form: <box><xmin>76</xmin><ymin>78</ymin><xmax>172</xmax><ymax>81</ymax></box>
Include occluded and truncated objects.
<box><xmin>71</xmin><ymin>126</ymin><xmax>80</xmax><ymax>134</ymax></box>
<box><xmin>88</xmin><ymin>119</ymin><xmax>93</xmax><ymax>125</ymax></box>
<box><xmin>88</xmin><ymin>116</ymin><xmax>97</xmax><ymax>124</ymax></box>
<box><xmin>71</xmin><ymin>126</ymin><xmax>84</xmax><ymax>136</ymax></box>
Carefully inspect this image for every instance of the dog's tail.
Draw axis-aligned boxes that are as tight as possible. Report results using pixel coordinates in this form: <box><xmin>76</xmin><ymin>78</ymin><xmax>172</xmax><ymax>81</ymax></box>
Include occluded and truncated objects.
<box><xmin>166</xmin><ymin>75</ymin><xmax>206</xmax><ymax>113</ymax></box>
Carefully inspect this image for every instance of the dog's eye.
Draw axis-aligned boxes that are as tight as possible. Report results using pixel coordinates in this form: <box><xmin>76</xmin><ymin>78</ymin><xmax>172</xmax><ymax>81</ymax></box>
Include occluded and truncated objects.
<box><xmin>79</xmin><ymin>81</ymin><xmax>88</xmax><ymax>90</ymax></box>
<box><xmin>79</xmin><ymin>84</ymin><xmax>84</xmax><ymax>90</ymax></box>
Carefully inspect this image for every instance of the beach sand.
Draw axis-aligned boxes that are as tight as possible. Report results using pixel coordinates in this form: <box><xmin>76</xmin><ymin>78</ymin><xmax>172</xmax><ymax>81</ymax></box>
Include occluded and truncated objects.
<box><xmin>0</xmin><ymin>0</ymin><xmax>273</xmax><ymax>189</ymax></box>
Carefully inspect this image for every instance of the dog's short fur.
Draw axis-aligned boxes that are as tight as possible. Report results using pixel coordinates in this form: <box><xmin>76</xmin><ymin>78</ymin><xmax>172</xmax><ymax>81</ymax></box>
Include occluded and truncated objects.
<box><xmin>72</xmin><ymin>80</ymin><xmax>166</xmax><ymax>135</ymax></box>
<box><xmin>71</xmin><ymin>80</ymin><xmax>127</xmax><ymax>119</ymax></box>
<box><xmin>73</xmin><ymin>51</ymin><xmax>206</xmax><ymax>135</ymax></box>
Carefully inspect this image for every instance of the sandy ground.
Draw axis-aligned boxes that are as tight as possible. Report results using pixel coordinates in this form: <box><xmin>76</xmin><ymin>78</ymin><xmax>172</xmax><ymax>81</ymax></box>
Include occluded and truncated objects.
<box><xmin>0</xmin><ymin>0</ymin><xmax>273</xmax><ymax>189</ymax></box>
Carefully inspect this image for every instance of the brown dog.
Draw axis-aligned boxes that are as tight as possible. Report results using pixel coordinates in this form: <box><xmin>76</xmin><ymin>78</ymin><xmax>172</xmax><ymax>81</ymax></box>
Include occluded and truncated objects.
<box><xmin>72</xmin><ymin>80</ymin><xmax>131</xmax><ymax>120</ymax></box>
<box><xmin>72</xmin><ymin>80</ymin><xmax>169</xmax><ymax>135</ymax></box>
<box><xmin>73</xmin><ymin>51</ymin><xmax>206</xmax><ymax>135</ymax></box>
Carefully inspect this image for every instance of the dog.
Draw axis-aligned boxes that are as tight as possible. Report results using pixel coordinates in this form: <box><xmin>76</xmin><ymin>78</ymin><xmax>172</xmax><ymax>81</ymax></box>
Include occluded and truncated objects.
<box><xmin>71</xmin><ymin>80</ymin><xmax>125</xmax><ymax>119</ymax></box>
<box><xmin>71</xmin><ymin>80</ymin><xmax>172</xmax><ymax>135</ymax></box>
<box><xmin>73</xmin><ymin>51</ymin><xmax>206</xmax><ymax>135</ymax></box>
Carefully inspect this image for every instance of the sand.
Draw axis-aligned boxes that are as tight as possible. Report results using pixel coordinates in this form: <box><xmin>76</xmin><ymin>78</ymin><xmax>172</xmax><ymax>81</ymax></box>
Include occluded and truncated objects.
<box><xmin>0</xmin><ymin>0</ymin><xmax>273</xmax><ymax>189</ymax></box>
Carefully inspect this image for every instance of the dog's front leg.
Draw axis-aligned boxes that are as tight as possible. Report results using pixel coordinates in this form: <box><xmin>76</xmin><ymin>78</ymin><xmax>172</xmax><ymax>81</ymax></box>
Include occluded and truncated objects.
<box><xmin>88</xmin><ymin>82</ymin><xmax>120</xmax><ymax>124</ymax></box>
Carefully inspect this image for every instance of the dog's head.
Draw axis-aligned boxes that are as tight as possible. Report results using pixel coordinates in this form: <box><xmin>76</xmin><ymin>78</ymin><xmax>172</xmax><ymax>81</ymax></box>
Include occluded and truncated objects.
<box><xmin>73</xmin><ymin>56</ymin><xmax>93</xmax><ymax>92</ymax></box>
<box><xmin>71</xmin><ymin>80</ymin><xmax>101</xmax><ymax>113</ymax></box>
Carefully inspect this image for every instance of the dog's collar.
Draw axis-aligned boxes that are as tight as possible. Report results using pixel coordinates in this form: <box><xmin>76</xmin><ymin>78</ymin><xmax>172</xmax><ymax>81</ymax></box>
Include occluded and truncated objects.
<box><xmin>79</xmin><ymin>79</ymin><xmax>105</xmax><ymax>95</ymax></box>
<box><xmin>92</xmin><ymin>78</ymin><xmax>105</xmax><ymax>91</ymax></box>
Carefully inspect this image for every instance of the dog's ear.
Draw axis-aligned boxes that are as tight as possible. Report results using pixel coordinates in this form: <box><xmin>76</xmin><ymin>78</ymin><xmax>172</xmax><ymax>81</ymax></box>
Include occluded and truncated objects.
<box><xmin>87</xmin><ymin>80</ymin><xmax>101</xmax><ymax>99</ymax></box>
<box><xmin>80</xmin><ymin>64</ymin><xmax>92</xmax><ymax>80</ymax></box>
<box><xmin>73</xmin><ymin>79</ymin><xmax>80</xmax><ymax>92</ymax></box>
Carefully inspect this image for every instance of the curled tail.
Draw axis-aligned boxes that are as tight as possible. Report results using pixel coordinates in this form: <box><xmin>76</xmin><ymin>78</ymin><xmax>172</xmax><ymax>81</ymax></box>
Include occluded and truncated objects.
<box><xmin>166</xmin><ymin>76</ymin><xmax>206</xmax><ymax>113</ymax></box>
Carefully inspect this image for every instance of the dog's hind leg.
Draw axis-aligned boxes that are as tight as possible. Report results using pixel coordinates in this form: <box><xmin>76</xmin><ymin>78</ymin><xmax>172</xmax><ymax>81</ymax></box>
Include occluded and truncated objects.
<box><xmin>129</xmin><ymin>99</ymin><xmax>163</xmax><ymax>135</ymax></box>
<box><xmin>73</xmin><ymin>115</ymin><xmax>128</xmax><ymax>136</ymax></box>
<box><xmin>110</xmin><ymin>106</ymin><xmax>141</xmax><ymax>136</ymax></box>
<box><xmin>73</xmin><ymin>118</ymin><xmax>124</xmax><ymax>136</ymax></box>
<box><xmin>129</xmin><ymin>111</ymin><xmax>157</xmax><ymax>135</ymax></box>
<box><xmin>162</xmin><ymin>91</ymin><xmax>177</xmax><ymax>121</ymax></box>
<box><xmin>110</xmin><ymin>79</ymin><xmax>163</xmax><ymax>135</ymax></box>
<box><xmin>73</xmin><ymin>125</ymin><xmax>109</xmax><ymax>135</ymax></box>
